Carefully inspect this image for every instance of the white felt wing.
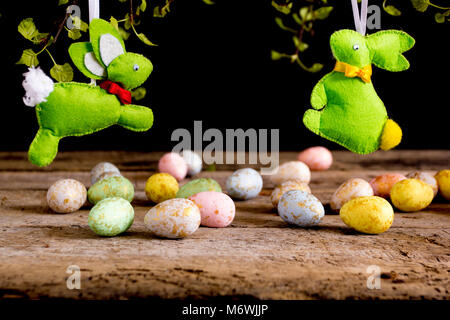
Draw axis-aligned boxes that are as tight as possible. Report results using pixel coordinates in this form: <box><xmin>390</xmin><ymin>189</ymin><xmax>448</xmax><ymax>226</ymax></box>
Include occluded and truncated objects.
<box><xmin>99</xmin><ymin>34</ymin><xmax>125</xmax><ymax>66</ymax></box>
<box><xmin>84</xmin><ymin>52</ymin><xmax>107</xmax><ymax>77</ymax></box>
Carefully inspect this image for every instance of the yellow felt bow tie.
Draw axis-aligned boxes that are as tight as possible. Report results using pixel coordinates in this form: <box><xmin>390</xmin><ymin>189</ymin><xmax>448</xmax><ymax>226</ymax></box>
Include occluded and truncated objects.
<box><xmin>334</xmin><ymin>61</ymin><xmax>372</xmax><ymax>83</ymax></box>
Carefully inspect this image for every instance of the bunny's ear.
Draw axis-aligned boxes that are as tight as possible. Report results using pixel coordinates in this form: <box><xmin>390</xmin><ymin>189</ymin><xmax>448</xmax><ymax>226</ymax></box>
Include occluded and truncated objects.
<box><xmin>89</xmin><ymin>19</ymin><xmax>126</xmax><ymax>68</ymax></box>
<box><xmin>366</xmin><ymin>30</ymin><xmax>415</xmax><ymax>72</ymax></box>
<box><xmin>69</xmin><ymin>42</ymin><xmax>106</xmax><ymax>79</ymax></box>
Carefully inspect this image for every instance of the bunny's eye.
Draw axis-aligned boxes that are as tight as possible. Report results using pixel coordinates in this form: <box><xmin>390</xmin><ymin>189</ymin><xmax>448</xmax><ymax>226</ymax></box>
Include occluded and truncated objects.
<box><xmin>133</xmin><ymin>64</ymin><xmax>140</xmax><ymax>71</ymax></box>
<box><xmin>353</xmin><ymin>44</ymin><xmax>360</xmax><ymax>51</ymax></box>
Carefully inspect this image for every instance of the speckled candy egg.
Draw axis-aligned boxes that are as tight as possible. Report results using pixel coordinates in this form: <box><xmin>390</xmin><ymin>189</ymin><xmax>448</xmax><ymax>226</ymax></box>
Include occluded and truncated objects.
<box><xmin>181</xmin><ymin>150</ymin><xmax>202</xmax><ymax>176</ymax></box>
<box><xmin>144</xmin><ymin>198</ymin><xmax>201</xmax><ymax>238</ymax></box>
<box><xmin>270</xmin><ymin>161</ymin><xmax>310</xmax><ymax>185</ymax></box>
<box><xmin>340</xmin><ymin>196</ymin><xmax>394</xmax><ymax>234</ymax></box>
<box><xmin>158</xmin><ymin>152</ymin><xmax>188</xmax><ymax>181</ymax></box>
<box><xmin>278</xmin><ymin>190</ymin><xmax>324</xmax><ymax>227</ymax></box>
<box><xmin>177</xmin><ymin>178</ymin><xmax>222</xmax><ymax>199</ymax></box>
<box><xmin>270</xmin><ymin>180</ymin><xmax>311</xmax><ymax>207</ymax></box>
<box><xmin>88</xmin><ymin>176</ymin><xmax>134</xmax><ymax>205</ymax></box>
<box><xmin>406</xmin><ymin>171</ymin><xmax>438</xmax><ymax>197</ymax></box>
<box><xmin>435</xmin><ymin>170</ymin><xmax>450</xmax><ymax>200</ymax></box>
<box><xmin>330</xmin><ymin>178</ymin><xmax>374</xmax><ymax>211</ymax></box>
<box><xmin>97</xmin><ymin>171</ymin><xmax>122</xmax><ymax>183</ymax></box>
<box><xmin>90</xmin><ymin>162</ymin><xmax>120</xmax><ymax>185</ymax></box>
<box><xmin>145</xmin><ymin>173</ymin><xmax>179</xmax><ymax>203</ymax></box>
<box><xmin>226</xmin><ymin>168</ymin><xmax>263</xmax><ymax>200</ymax></box>
<box><xmin>390</xmin><ymin>179</ymin><xmax>434</xmax><ymax>212</ymax></box>
<box><xmin>189</xmin><ymin>191</ymin><xmax>235</xmax><ymax>227</ymax></box>
<box><xmin>88</xmin><ymin>197</ymin><xmax>134</xmax><ymax>236</ymax></box>
<box><xmin>47</xmin><ymin>179</ymin><xmax>87</xmax><ymax>213</ymax></box>
<box><xmin>369</xmin><ymin>173</ymin><xmax>406</xmax><ymax>198</ymax></box>
<box><xmin>297</xmin><ymin>146</ymin><xmax>333</xmax><ymax>171</ymax></box>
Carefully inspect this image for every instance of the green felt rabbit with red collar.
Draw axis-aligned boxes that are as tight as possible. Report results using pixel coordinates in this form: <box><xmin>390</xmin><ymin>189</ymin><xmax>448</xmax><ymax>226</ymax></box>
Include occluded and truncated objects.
<box><xmin>303</xmin><ymin>29</ymin><xmax>415</xmax><ymax>154</ymax></box>
<box><xmin>23</xmin><ymin>19</ymin><xmax>154</xmax><ymax>167</ymax></box>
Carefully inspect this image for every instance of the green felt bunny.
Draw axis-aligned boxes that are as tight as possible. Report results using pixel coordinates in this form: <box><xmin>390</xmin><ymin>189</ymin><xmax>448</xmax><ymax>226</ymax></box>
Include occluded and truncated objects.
<box><xmin>23</xmin><ymin>19</ymin><xmax>154</xmax><ymax>167</ymax></box>
<box><xmin>303</xmin><ymin>29</ymin><xmax>415</xmax><ymax>154</ymax></box>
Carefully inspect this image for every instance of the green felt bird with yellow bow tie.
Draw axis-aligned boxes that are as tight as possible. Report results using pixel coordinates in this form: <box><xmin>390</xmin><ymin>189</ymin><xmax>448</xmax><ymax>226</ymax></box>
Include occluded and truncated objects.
<box><xmin>303</xmin><ymin>29</ymin><xmax>415</xmax><ymax>154</ymax></box>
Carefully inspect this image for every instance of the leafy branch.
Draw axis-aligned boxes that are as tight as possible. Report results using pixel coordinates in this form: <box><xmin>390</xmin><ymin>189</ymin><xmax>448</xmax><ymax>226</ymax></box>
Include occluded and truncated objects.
<box><xmin>271</xmin><ymin>0</ymin><xmax>333</xmax><ymax>73</ymax></box>
<box><xmin>383</xmin><ymin>0</ymin><xmax>450</xmax><ymax>23</ymax></box>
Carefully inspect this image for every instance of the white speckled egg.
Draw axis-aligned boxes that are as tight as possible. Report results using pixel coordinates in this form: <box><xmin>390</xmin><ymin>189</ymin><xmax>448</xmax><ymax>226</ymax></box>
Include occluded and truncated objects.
<box><xmin>278</xmin><ymin>190</ymin><xmax>324</xmax><ymax>227</ymax></box>
<box><xmin>226</xmin><ymin>168</ymin><xmax>263</xmax><ymax>200</ymax></box>
<box><xmin>90</xmin><ymin>162</ymin><xmax>120</xmax><ymax>185</ymax></box>
<box><xmin>406</xmin><ymin>171</ymin><xmax>438</xmax><ymax>197</ymax></box>
<box><xmin>330</xmin><ymin>178</ymin><xmax>374</xmax><ymax>211</ymax></box>
<box><xmin>181</xmin><ymin>150</ymin><xmax>202</xmax><ymax>176</ymax></box>
<box><xmin>97</xmin><ymin>171</ymin><xmax>122</xmax><ymax>182</ymax></box>
<box><xmin>144</xmin><ymin>198</ymin><xmax>201</xmax><ymax>239</ymax></box>
<box><xmin>88</xmin><ymin>197</ymin><xmax>134</xmax><ymax>237</ymax></box>
<box><xmin>47</xmin><ymin>179</ymin><xmax>87</xmax><ymax>213</ymax></box>
<box><xmin>271</xmin><ymin>161</ymin><xmax>311</xmax><ymax>185</ymax></box>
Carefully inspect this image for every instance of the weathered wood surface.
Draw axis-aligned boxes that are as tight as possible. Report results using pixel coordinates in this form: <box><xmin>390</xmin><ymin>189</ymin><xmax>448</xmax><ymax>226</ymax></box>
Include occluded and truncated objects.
<box><xmin>0</xmin><ymin>150</ymin><xmax>448</xmax><ymax>299</ymax></box>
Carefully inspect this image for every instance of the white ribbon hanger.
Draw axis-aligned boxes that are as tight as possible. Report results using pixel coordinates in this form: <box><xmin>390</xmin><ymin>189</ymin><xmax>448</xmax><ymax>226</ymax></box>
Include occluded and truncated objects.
<box><xmin>351</xmin><ymin>0</ymin><xmax>368</xmax><ymax>36</ymax></box>
<box><xmin>88</xmin><ymin>0</ymin><xmax>100</xmax><ymax>85</ymax></box>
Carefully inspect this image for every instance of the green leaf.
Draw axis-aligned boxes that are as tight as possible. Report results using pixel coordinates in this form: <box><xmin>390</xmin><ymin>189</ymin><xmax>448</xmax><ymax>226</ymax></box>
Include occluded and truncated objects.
<box><xmin>140</xmin><ymin>0</ymin><xmax>147</xmax><ymax>12</ymax></box>
<box><xmin>205</xmin><ymin>163</ymin><xmax>216</xmax><ymax>171</ymax></box>
<box><xmin>275</xmin><ymin>17</ymin><xmax>297</xmax><ymax>33</ymax></box>
<box><xmin>18</xmin><ymin>18</ymin><xmax>38</xmax><ymax>40</ymax></box>
<box><xmin>50</xmin><ymin>63</ymin><xmax>74</xmax><ymax>82</ymax></box>
<box><xmin>118</xmin><ymin>27</ymin><xmax>130</xmax><ymax>40</ymax></box>
<box><xmin>71</xmin><ymin>16</ymin><xmax>89</xmax><ymax>32</ymax></box>
<box><xmin>271</xmin><ymin>1</ymin><xmax>292</xmax><ymax>15</ymax></box>
<box><xmin>16</xmin><ymin>49</ymin><xmax>39</xmax><ymax>67</ymax></box>
<box><xmin>131</xmin><ymin>87</ymin><xmax>147</xmax><ymax>100</ymax></box>
<box><xmin>118</xmin><ymin>0</ymin><xmax>127</xmax><ymax>2</ymax></box>
<box><xmin>299</xmin><ymin>7</ymin><xmax>313</xmax><ymax>21</ymax></box>
<box><xmin>202</xmin><ymin>0</ymin><xmax>215</xmax><ymax>4</ymax></box>
<box><xmin>124</xmin><ymin>14</ymin><xmax>132</xmax><ymax>30</ymax></box>
<box><xmin>154</xmin><ymin>0</ymin><xmax>172</xmax><ymax>18</ymax></box>
<box><xmin>58</xmin><ymin>0</ymin><xmax>69</xmax><ymax>5</ymax></box>
<box><xmin>292</xmin><ymin>13</ymin><xmax>303</xmax><ymax>25</ymax></box>
<box><xmin>410</xmin><ymin>0</ymin><xmax>429</xmax><ymax>12</ymax></box>
<box><xmin>435</xmin><ymin>12</ymin><xmax>445</xmax><ymax>23</ymax></box>
<box><xmin>271</xmin><ymin>50</ymin><xmax>283</xmax><ymax>60</ymax></box>
<box><xmin>309</xmin><ymin>63</ymin><xmax>323</xmax><ymax>73</ymax></box>
<box><xmin>293</xmin><ymin>36</ymin><xmax>308</xmax><ymax>51</ymax></box>
<box><xmin>314</xmin><ymin>6</ymin><xmax>333</xmax><ymax>20</ymax></box>
<box><xmin>383</xmin><ymin>0</ymin><xmax>401</xmax><ymax>16</ymax></box>
<box><xmin>110</xmin><ymin>16</ymin><xmax>119</xmax><ymax>31</ymax></box>
<box><xmin>136</xmin><ymin>32</ymin><xmax>157</xmax><ymax>46</ymax></box>
<box><xmin>68</xmin><ymin>28</ymin><xmax>82</xmax><ymax>40</ymax></box>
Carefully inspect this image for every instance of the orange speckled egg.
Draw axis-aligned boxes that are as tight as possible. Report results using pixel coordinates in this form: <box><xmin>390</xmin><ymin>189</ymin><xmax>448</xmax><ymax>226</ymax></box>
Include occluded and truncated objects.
<box><xmin>369</xmin><ymin>173</ymin><xmax>406</xmax><ymax>198</ymax></box>
<box><xmin>297</xmin><ymin>146</ymin><xmax>333</xmax><ymax>171</ymax></box>
<box><xmin>330</xmin><ymin>178</ymin><xmax>374</xmax><ymax>211</ymax></box>
<box><xmin>189</xmin><ymin>191</ymin><xmax>235</xmax><ymax>228</ymax></box>
<box><xmin>270</xmin><ymin>180</ymin><xmax>311</xmax><ymax>207</ymax></box>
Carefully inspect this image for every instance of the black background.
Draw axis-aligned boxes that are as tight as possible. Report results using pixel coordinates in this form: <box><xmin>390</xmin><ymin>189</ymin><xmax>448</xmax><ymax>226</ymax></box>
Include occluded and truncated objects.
<box><xmin>1</xmin><ymin>0</ymin><xmax>448</xmax><ymax>152</ymax></box>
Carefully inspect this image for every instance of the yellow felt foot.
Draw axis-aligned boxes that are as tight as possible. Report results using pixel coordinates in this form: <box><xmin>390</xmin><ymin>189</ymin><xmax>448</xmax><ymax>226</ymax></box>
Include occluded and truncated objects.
<box><xmin>380</xmin><ymin>119</ymin><xmax>402</xmax><ymax>151</ymax></box>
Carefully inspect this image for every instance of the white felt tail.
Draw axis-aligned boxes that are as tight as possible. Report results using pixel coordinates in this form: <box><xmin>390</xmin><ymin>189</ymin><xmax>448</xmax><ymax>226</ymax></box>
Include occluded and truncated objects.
<box><xmin>22</xmin><ymin>67</ymin><xmax>54</xmax><ymax>107</ymax></box>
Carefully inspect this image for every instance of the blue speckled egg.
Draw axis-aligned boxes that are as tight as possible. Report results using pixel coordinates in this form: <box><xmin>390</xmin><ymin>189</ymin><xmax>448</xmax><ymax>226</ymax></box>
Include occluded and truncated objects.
<box><xmin>226</xmin><ymin>168</ymin><xmax>263</xmax><ymax>200</ymax></box>
<box><xmin>278</xmin><ymin>190</ymin><xmax>324</xmax><ymax>227</ymax></box>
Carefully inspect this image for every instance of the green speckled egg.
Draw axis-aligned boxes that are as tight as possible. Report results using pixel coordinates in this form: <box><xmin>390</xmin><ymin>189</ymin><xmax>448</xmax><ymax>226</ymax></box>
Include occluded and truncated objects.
<box><xmin>176</xmin><ymin>178</ymin><xmax>222</xmax><ymax>198</ymax></box>
<box><xmin>88</xmin><ymin>197</ymin><xmax>134</xmax><ymax>236</ymax></box>
<box><xmin>88</xmin><ymin>176</ymin><xmax>134</xmax><ymax>205</ymax></box>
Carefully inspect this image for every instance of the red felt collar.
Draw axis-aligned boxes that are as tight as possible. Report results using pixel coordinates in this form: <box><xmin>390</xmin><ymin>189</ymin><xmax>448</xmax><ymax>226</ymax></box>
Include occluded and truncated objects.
<box><xmin>99</xmin><ymin>80</ymin><xmax>132</xmax><ymax>105</ymax></box>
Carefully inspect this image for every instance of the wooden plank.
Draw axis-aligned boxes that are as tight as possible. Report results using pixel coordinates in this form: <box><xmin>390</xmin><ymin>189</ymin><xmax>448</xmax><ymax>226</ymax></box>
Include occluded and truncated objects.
<box><xmin>0</xmin><ymin>151</ymin><xmax>448</xmax><ymax>299</ymax></box>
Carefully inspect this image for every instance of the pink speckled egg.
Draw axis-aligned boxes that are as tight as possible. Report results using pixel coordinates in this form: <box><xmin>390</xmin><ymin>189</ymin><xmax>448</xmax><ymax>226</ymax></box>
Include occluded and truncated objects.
<box><xmin>406</xmin><ymin>171</ymin><xmax>438</xmax><ymax>197</ymax></box>
<box><xmin>297</xmin><ymin>146</ymin><xmax>333</xmax><ymax>171</ymax></box>
<box><xmin>330</xmin><ymin>178</ymin><xmax>374</xmax><ymax>211</ymax></box>
<box><xmin>189</xmin><ymin>191</ymin><xmax>236</xmax><ymax>228</ymax></box>
<box><xmin>369</xmin><ymin>173</ymin><xmax>406</xmax><ymax>199</ymax></box>
<box><xmin>158</xmin><ymin>152</ymin><xmax>188</xmax><ymax>181</ymax></box>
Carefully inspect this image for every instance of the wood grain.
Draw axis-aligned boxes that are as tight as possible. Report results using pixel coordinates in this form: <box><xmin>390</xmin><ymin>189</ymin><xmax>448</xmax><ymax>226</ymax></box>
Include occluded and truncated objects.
<box><xmin>0</xmin><ymin>150</ymin><xmax>449</xmax><ymax>299</ymax></box>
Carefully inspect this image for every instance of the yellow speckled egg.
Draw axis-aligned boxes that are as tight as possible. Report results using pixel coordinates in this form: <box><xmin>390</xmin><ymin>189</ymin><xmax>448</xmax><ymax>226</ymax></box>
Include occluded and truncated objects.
<box><xmin>270</xmin><ymin>180</ymin><xmax>311</xmax><ymax>207</ymax></box>
<box><xmin>145</xmin><ymin>173</ymin><xmax>179</xmax><ymax>203</ymax></box>
<box><xmin>435</xmin><ymin>170</ymin><xmax>450</xmax><ymax>200</ymax></box>
<box><xmin>406</xmin><ymin>171</ymin><xmax>438</xmax><ymax>197</ymax></box>
<box><xmin>340</xmin><ymin>196</ymin><xmax>394</xmax><ymax>234</ymax></box>
<box><xmin>144</xmin><ymin>198</ymin><xmax>201</xmax><ymax>238</ymax></box>
<box><xmin>270</xmin><ymin>161</ymin><xmax>310</xmax><ymax>185</ymax></box>
<box><xmin>47</xmin><ymin>179</ymin><xmax>87</xmax><ymax>213</ymax></box>
<box><xmin>330</xmin><ymin>178</ymin><xmax>374</xmax><ymax>211</ymax></box>
<box><xmin>390</xmin><ymin>179</ymin><xmax>434</xmax><ymax>212</ymax></box>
